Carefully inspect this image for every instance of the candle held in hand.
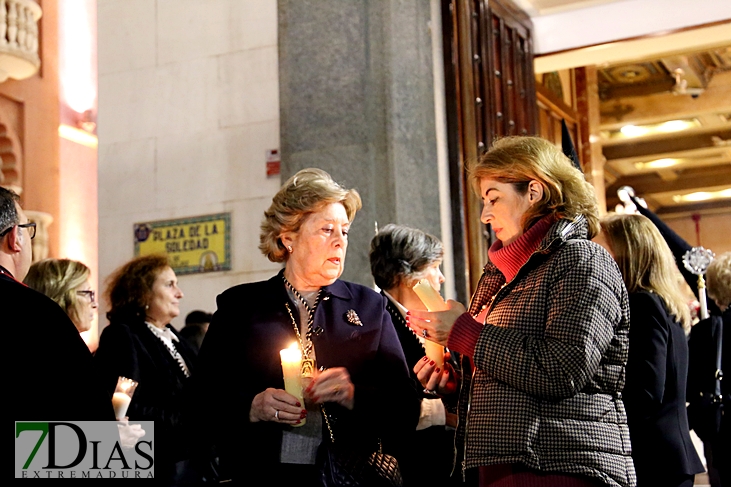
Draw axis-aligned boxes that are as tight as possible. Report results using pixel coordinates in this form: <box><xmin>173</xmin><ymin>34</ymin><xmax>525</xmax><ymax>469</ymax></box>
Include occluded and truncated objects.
<box><xmin>412</xmin><ymin>279</ymin><xmax>447</xmax><ymax>368</ymax></box>
<box><xmin>280</xmin><ymin>345</ymin><xmax>306</xmax><ymax>427</ymax></box>
<box><xmin>413</xmin><ymin>279</ymin><xmax>448</xmax><ymax>311</ymax></box>
<box><xmin>112</xmin><ymin>376</ymin><xmax>138</xmax><ymax>420</ymax></box>
<box><xmin>112</xmin><ymin>392</ymin><xmax>132</xmax><ymax>419</ymax></box>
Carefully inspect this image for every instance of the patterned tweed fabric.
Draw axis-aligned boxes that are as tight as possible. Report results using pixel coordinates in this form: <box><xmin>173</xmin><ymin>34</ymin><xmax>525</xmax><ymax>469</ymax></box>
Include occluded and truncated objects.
<box><xmin>457</xmin><ymin>217</ymin><xmax>637</xmax><ymax>487</ymax></box>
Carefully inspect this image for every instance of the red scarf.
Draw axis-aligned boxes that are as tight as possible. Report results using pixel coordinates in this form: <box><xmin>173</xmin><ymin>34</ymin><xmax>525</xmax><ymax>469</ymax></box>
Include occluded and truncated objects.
<box><xmin>487</xmin><ymin>216</ymin><xmax>554</xmax><ymax>282</ymax></box>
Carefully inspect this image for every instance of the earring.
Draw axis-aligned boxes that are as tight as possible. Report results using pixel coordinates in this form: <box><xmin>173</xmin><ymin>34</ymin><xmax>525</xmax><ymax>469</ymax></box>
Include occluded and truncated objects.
<box><xmin>145</xmin><ymin>305</ymin><xmax>149</xmax><ymax>310</ymax></box>
<box><xmin>287</xmin><ymin>246</ymin><xmax>293</xmax><ymax>253</ymax></box>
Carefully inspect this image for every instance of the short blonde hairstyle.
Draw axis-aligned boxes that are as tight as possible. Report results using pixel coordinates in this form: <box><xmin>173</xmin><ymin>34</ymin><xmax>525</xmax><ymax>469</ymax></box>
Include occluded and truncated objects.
<box><xmin>599</xmin><ymin>213</ymin><xmax>691</xmax><ymax>330</ymax></box>
<box><xmin>260</xmin><ymin>168</ymin><xmax>363</xmax><ymax>263</ymax></box>
<box><xmin>469</xmin><ymin>136</ymin><xmax>600</xmax><ymax>238</ymax></box>
<box><xmin>24</xmin><ymin>259</ymin><xmax>91</xmax><ymax>330</ymax></box>
<box><xmin>706</xmin><ymin>251</ymin><xmax>731</xmax><ymax>310</ymax></box>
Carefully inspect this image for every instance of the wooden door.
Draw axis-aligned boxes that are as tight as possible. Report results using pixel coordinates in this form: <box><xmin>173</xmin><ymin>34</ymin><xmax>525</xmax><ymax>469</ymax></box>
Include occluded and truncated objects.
<box><xmin>442</xmin><ymin>0</ymin><xmax>537</xmax><ymax>299</ymax></box>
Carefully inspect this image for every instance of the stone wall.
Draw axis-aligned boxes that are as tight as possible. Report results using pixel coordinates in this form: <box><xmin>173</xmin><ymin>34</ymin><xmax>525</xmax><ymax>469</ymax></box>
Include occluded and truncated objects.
<box><xmin>98</xmin><ymin>0</ymin><xmax>283</xmax><ymax>328</ymax></box>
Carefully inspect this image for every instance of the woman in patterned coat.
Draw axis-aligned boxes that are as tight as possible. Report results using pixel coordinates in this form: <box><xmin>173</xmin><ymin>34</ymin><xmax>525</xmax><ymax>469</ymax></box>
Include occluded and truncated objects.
<box><xmin>408</xmin><ymin>136</ymin><xmax>636</xmax><ymax>487</ymax></box>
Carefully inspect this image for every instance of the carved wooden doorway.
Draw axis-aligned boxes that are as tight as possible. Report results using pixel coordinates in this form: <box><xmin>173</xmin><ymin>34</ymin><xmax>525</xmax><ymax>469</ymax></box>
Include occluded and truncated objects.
<box><xmin>442</xmin><ymin>0</ymin><xmax>538</xmax><ymax>300</ymax></box>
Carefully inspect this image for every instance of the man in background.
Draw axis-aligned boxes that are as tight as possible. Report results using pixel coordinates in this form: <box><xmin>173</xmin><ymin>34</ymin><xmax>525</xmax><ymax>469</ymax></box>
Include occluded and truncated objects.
<box><xmin>180</xmin><ymin>309</ymin><xmax>212</xmax><ymax>353</ymax></box>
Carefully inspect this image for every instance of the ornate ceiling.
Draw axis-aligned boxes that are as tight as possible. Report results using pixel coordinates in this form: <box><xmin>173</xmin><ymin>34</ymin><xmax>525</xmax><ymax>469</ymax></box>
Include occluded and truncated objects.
<box><xmin>599</xmin><ymin>45</ymin><xmax>731</xmax><ymax>215</ymax></box>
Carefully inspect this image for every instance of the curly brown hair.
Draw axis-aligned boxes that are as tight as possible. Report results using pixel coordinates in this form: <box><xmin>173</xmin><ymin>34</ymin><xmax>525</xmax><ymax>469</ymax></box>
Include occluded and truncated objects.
<box><xmin>105</xmin><ymin>254</ymin><xmax>171</xmax><ymax>322</ymax></box>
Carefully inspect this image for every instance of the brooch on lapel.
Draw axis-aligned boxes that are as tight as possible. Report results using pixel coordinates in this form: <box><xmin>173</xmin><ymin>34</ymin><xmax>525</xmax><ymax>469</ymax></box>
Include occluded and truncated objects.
<box><xmin>345</xmin><ymin>309</ymin><xmax>363</xmax><ymax>326</ymax></box>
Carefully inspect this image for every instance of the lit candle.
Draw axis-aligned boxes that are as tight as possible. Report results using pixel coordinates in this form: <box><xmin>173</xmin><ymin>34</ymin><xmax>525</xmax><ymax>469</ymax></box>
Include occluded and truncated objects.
<box><xmin>112</xmin><ymin>392</ymin><xmax>132</xmax><ymax>419</ymax></box>
<box><xmin>412</xmin><ymin>279</ymin><xmax>447</xmax><ymax>368</ymax></box>
<box><xmin>280</xmin><ymin>344</ymin><xmax>306</xmax><ymax>427</ymax></box>
<box><xmin>112</xmin><ymin>376</ymin><xmax>138</xmax><ymax>420</ymax></box>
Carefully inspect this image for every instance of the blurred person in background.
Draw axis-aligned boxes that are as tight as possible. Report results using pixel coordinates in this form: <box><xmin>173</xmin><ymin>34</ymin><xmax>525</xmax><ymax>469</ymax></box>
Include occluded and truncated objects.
<box><xmin>180</xmin><ymin>310</ymin><xmax>212</xmax><ymax>353</ymax></box>
<box><xmin>94</xmin><ymin>254</ymin><xmax>196</xmax><ymax>485</ymax></box>
<box><xmin>370</xmin><ymin>223</ymin><xmax>468</xmax><ymax>486</ymax></box>
<box><xmin>596</xmin><ymin>213</ymin><xmax>704</xmax><ymax>487</ymax></box>
<box><xmin>24</xmin><ymin>257</ymin><xmax>146</xmax><ymax>447</ymax></box>
<box><xmin>687</xmin><ymin>251</ymin><xmax>731</xmax><ymax>487</ymax></box>
<box><xmin>25</xmin><ymin>258</ymin><xmax>97</xmax><ymax>334</ymax></box>
<box><xmin>2</xmin><ymin>187</ymin><xmax>114</xmax><ymax>422</ymax></box>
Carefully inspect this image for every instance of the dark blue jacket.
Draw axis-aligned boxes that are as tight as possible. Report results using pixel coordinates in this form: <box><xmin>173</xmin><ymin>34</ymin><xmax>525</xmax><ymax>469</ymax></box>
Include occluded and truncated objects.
<box><xmin>624</xmin><ymin>291</ymin><xmax>704</xmax><ymax>485</ymax></box>
<box><xmin>191</xmin><ymin>272</ymin><xmax>419</xmax><ymax>479</ymax></box>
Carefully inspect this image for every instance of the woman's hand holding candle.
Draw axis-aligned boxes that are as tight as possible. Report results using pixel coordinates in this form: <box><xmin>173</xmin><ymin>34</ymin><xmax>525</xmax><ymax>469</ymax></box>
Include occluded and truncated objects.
<box><xmin>406</xmin><ymin>299</ymin><xmax>466</xmax><ymax>346</ymax></box>
<box><xmin>304</xmin><ymin>367</ymin><xmax>355</xmax><ymax>410</ymax></box>
<box><xmin>249</xmin><ymin>388</ymin><xmax>308</xmax><ymax>425</ymax></box>
<box><xmin>413</xmin><ymin>352</ymin><xmax>458</xmax><ymax>396</ymax></box>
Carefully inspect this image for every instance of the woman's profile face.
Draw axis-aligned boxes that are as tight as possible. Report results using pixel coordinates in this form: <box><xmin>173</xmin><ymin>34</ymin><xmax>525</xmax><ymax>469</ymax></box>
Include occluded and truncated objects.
<box><xmin>74</xmin><ymin>279</ymin><xmax>97</xmax><ymax>333</ymax></box>
<box><xmin>479</xmin><ymin>178</ymin><xmax>534</xmax><ymax>246</ymax></box>
<box><xmin>147</xmin><ymin>266</ymin><xmax>184</xmax><ymax>326</ymax></box>
<box><xmin>282</xmin><ymin>202</ymin><xmax>350</xmax><ymax>289</ymax></box>
<box><xmin>419</xmin><ymin>260</ymin><xmax>445</xmax><ymax>293</ymax></box>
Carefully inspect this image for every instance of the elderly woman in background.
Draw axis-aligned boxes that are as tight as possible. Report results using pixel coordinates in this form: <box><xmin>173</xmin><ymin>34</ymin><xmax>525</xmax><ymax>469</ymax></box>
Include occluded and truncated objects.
<box><xmin>193</xmin><ymin>168</ymin><xmax>419</xmax><ymax>485</ymax></box>
<box><xmin>94</xmin><ymin>254</ymin><xmax>195</xmax><ymax>485</ymax></box>
<box><xmin>596</xmin><ymin>214</ymin><xmax>704</xmax><ymax>487</ymax></box>
<box><xmin>369</xmin><ymin>223</ymin><xmax>465</xmax><ymax>486</ymax></box>
<box><xmin>408</xmin><ymin>136</ymin><xmax>635</xmax><ymax>487</ymax></box>
<box><xmin>687</xmin><ymin>251</ymin><xmax>731</xmax><ymax>487</ymax></box>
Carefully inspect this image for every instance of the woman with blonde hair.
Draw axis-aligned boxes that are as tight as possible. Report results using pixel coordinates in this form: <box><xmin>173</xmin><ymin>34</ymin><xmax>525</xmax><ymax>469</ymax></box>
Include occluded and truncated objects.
<box><xmin>24</xmin><ymin>258</ymin><xmax>97</xmax><ymax>333</ymax></box>
<box><xmin>24</xmin><ymin>258</ymin><xmax>147</xmax><ymax>450</ymax></box>
<box><xmin>595</xmin><ymin>213</ymin><xmax>704</xmax><ymax>487</ymax></box>
<box><xmin>408</xmin><ymin>136</ymin><xmax>634</xmax><ymax>486</ymax></box>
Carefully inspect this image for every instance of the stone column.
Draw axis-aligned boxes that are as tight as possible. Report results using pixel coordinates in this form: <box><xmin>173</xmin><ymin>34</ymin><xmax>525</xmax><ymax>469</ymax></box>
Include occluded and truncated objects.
<box><xmin>278</xmin><ymin>0</ymin><xmax>441</xmax><ymax>286</ymax></box>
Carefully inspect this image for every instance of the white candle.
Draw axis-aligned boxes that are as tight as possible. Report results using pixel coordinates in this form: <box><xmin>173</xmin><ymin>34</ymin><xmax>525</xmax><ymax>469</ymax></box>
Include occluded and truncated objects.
<box><xmin>280</xmin><ymin>345</ymin><xmax>306</xmax><ymax>427</ymax></box>
<box><xmin>412</xmin><ymin>279</ymin><xmax>447</xmax><ymax>368</ymax></box>
<box><xmin>112</xmin><ymin>376</ymin><xmax>138</xmax><ymax>420</ymax></box>
<box><xmin>112</xmin><ymin>392</ymin><xmax>131</xmax><ymax>419</ymax></box>
<box><xmin>412</xmin><ymin>279</ymin><xmax>448</xmax><ymax>311</ymax></box>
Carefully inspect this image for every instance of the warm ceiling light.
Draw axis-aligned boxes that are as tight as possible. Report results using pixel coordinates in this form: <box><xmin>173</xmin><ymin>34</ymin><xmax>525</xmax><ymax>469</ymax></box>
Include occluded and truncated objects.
<box><xmin>609</xmin><ymin>118</ymin><xmax>701</xmax><ymax>140</ymax></box>
<box><xmin>672</xmin><ymin>188</ymin><xmax>731</xmax><ymax>203</ymax></box>
<box><xmin>634</xmin><ymin>158</ymin><xmax>680</xmax><ymax>169</ymax></box>
<box><xmin>657</xmin><ymin>120</ymin><xmax>693</xmax><ymax>133</ymax></box>
<box><xmin>620</xmin><ymin>125</ymin><xmax>648</xmax><ymax>137</ymax></box>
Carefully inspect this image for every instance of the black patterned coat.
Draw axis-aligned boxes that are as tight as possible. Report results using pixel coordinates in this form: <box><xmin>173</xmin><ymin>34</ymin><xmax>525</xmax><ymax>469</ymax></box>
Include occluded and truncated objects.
<box><xmin>456</xmin><ymin>217</ymin><xmax>636</xmax><ymax>487</ymax></box>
